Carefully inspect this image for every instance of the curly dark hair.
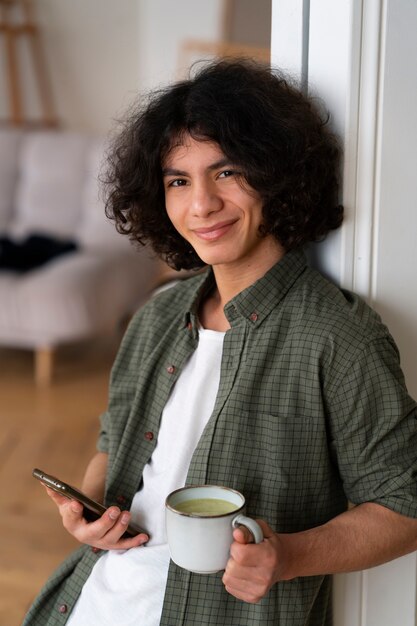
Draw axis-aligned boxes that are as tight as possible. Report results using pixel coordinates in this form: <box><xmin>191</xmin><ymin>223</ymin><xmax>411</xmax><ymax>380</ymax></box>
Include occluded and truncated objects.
<box><xmin>103</xmin><ymin>58</ymin><xmax>343</xmax><ymax>270</ymax></box>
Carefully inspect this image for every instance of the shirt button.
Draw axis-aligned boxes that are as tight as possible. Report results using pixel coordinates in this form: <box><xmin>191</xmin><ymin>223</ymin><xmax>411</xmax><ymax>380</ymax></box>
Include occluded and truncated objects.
<box><xmin>116</xmin><ymin>494</ymin><xmax>127</xmax><ymax>505</ymax></box>
<box><xmin>166</xmin><ymin>365</ymin><xmax>176</xmax><ymax>374</ymax></box>
<box><xmin>144</xmin><ymin>431</ymin><xmax>154</xmax><ymax>441</ymax></box>
<box><xmin>91</xmin><ymin>546</ymin><xmax>100</xmax><ymax>553</ymax></box>
<box><xmin>58</xmin><ymin>604</ymin><xmax>68</xmax><ymax>614</ymax></box>
<box><xmin>249</xmin><ymin>312</ymin><xmax>259</xmax><ymax>322</ymax></box>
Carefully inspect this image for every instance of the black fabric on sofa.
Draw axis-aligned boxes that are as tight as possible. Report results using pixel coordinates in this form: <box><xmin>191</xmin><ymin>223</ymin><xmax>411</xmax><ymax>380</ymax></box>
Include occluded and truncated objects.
<box><xmin>0</xmin><ymin>234</ymin><xmax>78</xmax><ymax>272</ymax></box>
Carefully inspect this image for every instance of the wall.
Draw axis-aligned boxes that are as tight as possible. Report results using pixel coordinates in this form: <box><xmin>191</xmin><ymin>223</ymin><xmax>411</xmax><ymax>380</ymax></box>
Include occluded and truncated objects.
<box><xmin>137</xmin><ymin>0</ymin><xmax>223</xmax><ymax>93</ymax></box>
<box><xmin>371</xmin><ymin>0</ymin><xmax>417</xmax><ymax>394</ymax></box>
<box><xmin>37</xmin><ymin>0</ymin><xmax>140</xmax><ymax>134</ymax></box>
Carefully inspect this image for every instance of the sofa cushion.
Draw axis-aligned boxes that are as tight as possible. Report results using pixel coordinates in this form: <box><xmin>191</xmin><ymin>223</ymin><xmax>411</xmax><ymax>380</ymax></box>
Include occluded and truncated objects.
<box><xmin>77</xmin><ymin>138</ymin><xmax>131</xmax><ymax>250</ymax></box>
<box><xmin>0</xmin><ymin>129</ymin><xmax>22</xmax><ymax>230</ymax></box>
<box><xmin>0</xmin><ymin>129</ymin><xmax>161</xmax><ymax>354</ymax></box>
<box><xmin>0</xmin><ymin>248</ymin><xmax>157</xmax><ymax>347</ymax></box>
<box><xmin>8</xmin><ymin>131</ymin><xmax>89</xmax><ymax>240</ymax></box>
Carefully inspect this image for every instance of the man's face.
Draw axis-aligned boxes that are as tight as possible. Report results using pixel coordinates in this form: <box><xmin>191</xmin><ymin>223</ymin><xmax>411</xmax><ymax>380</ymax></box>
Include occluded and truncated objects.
<box><xmin>162</xmin><ymin>135</ymin><xmax>280</xmax><ymax>272</ymax></box>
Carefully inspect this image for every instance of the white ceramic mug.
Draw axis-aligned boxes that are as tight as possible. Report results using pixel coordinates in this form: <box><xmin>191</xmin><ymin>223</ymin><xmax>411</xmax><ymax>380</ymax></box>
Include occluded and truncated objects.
<box><xmin>165</xmin><ymin>484</ymin><xmax>263</xmax><ymax>574</ymax></box>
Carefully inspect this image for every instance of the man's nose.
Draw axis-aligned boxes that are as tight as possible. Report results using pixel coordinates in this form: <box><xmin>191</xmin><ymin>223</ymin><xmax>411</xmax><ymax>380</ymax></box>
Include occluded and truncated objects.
<box><xmin>191</xmin><ymin>180</ymin><xmax>223</xmax><ymax>216</ymax></box>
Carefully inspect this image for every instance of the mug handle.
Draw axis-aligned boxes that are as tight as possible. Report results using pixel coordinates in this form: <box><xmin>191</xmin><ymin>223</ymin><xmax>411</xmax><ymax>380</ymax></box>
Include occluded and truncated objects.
<box><xmin>232</xmin><ymin>514</ymin><xmax>263</xmax><ymax>544</ymax></box>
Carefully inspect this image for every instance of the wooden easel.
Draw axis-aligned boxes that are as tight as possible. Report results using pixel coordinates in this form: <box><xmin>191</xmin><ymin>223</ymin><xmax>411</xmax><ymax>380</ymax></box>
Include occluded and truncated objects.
<box><xmin>0</xmin><ymin>0</ymin><xmax>57</xmax><ymax>126</ymax></box>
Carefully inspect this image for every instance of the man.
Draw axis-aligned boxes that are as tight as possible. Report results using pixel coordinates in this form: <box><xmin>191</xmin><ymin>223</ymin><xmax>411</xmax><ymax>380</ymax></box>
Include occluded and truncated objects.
<box><xmin>24</xmin><ymin>59</ymin><xmax>417</xmax><ymax>626</ymax></box>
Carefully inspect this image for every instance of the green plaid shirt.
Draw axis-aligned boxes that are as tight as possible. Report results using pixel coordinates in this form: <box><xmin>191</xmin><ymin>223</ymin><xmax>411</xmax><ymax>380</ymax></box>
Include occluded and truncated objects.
<box><xmin>24</xmin><ymin>249</ymin><xmax>417</xmax><ymax>625</ymax></box>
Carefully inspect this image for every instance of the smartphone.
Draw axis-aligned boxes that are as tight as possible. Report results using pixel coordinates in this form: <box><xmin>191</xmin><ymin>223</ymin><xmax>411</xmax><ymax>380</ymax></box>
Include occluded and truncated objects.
<box><xmin>32</xmin><ymin>468</ymin><xmax>148</xmax><ymax>538</ymax></box>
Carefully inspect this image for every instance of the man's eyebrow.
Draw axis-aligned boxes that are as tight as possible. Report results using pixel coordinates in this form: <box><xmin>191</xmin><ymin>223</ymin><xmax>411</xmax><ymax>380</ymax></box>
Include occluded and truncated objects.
<box><xmin>162</xmin><ymin>167</ymin><xmax>186</xmax><ymax>177</ymax></box>
<box><xmin>162</xmin><ymin>158</ymin><xmax>233</xmax><ymax>178</ymax></box>
<box><xmin>207</xmin><ymin>158</ymin><xmax>232</xmax><ymax>171</ymax></box>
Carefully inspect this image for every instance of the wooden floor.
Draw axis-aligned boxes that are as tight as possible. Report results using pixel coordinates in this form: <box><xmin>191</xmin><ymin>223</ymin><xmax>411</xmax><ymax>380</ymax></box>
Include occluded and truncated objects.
<box><xmin>0</xmin><ymin>336</ymin><xmax>119</xmax><ymax>626</ymax></box>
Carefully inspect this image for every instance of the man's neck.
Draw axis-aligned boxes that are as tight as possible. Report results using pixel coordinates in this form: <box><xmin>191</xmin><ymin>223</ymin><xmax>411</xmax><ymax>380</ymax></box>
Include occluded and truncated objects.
<box><xmin>199</xmin><ymin>243</ymin><xmax>285</xmax><ymax>331</ymax></box>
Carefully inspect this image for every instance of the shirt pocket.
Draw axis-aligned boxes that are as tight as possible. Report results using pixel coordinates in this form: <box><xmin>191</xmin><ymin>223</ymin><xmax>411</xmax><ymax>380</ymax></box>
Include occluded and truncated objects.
<box><xmin>205</xmin><ymin>409</ymin><xmax>336</xmax><ymax>530</ymax></box>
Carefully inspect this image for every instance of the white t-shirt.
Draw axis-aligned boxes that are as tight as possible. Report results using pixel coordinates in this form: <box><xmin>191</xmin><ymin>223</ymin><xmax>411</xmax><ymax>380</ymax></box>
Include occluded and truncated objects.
<box><xmin>67</xmin><ymin>327</ymin><xmax>225</xmax><ymax>626</ymax></box>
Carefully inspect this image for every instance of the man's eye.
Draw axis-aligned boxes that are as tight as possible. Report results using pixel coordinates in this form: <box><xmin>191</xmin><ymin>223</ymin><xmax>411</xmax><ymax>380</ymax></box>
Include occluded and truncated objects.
<box><xmin>168</xmin><ymin>179</ymin><xmax>187</xmax><ymax>187</ymax></box>
<box><xmin>218</xmin><ymin>170</ymin><xmax>237</xmax><ymax>179</ymax></box>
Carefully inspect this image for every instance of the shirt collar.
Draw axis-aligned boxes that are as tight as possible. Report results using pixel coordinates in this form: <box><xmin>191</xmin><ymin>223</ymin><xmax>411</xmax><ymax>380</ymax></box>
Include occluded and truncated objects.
<box><xmin>183</xmin><ymin>248</ymin><xmax>307</xmax><ymax>331</ymax></box>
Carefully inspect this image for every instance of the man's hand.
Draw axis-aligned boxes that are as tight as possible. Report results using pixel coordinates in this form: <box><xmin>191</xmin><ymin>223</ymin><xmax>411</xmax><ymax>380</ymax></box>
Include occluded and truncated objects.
<box><xmin>222</xmin><ymin>519</ymin><xmax>286</xmax><ymax>603</ymax></box>
<box><xmin>223</xmin><ymin>503</ymin><xmax>417</xmax><ymax>603</ymax></box>
<box><xmin>45</xmin><ymin>486</ymin><xmax>148</xmax><ymax>551</ymax></box>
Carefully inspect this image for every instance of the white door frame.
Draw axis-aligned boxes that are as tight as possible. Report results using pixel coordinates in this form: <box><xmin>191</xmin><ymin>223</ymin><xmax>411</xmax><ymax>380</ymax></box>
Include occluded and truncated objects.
<box><xmin>271</xmin><ymin>1</ymin><xmax>417</xmax><ymax>624</ymax></box>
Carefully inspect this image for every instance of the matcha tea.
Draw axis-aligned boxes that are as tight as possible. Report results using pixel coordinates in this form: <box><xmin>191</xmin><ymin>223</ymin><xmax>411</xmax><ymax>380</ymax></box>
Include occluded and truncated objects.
<box><xmin>175</xmin><ymin>497</ymin><xmax>239</xmax><ymax>516</ymax></box>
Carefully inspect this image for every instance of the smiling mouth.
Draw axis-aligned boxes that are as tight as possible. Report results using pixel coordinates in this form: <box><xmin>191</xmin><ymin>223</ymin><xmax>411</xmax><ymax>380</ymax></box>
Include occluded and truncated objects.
<box><xmin>193</xmin><ymin>219</ymin><xmax>238</xmax><ymax>241</ymax></box>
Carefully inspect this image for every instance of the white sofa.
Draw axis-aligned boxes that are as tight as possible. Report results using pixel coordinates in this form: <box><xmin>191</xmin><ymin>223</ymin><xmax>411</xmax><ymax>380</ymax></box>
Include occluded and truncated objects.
<box><xmin>0</xmin><ymin>129</ymin><xmax>160</xmax><ymax>384</ymax></box>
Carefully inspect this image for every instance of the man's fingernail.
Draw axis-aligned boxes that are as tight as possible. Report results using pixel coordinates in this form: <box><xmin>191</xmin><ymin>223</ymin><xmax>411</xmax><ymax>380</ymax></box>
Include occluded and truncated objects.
<box><xmin>109</xmin><ymin>508</ymin><xmax>120</xmax><ymax>520</ymax></box>
<box><xmin>121</xmin><ymin>513</ymin><xmax>130</xmax><ymax>525</ymax></box>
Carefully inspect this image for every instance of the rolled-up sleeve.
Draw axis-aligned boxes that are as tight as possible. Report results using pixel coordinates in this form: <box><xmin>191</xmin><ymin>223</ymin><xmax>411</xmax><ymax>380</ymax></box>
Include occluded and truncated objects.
<box><xmin>96</xmin><ymin>410</ymin><xmax>110</xmax><ymax>453</ymax></box>
<box><xmin>328</xmin><ymin>336</ymin><xmax>417</xmax><ymax>518</ymax></box>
